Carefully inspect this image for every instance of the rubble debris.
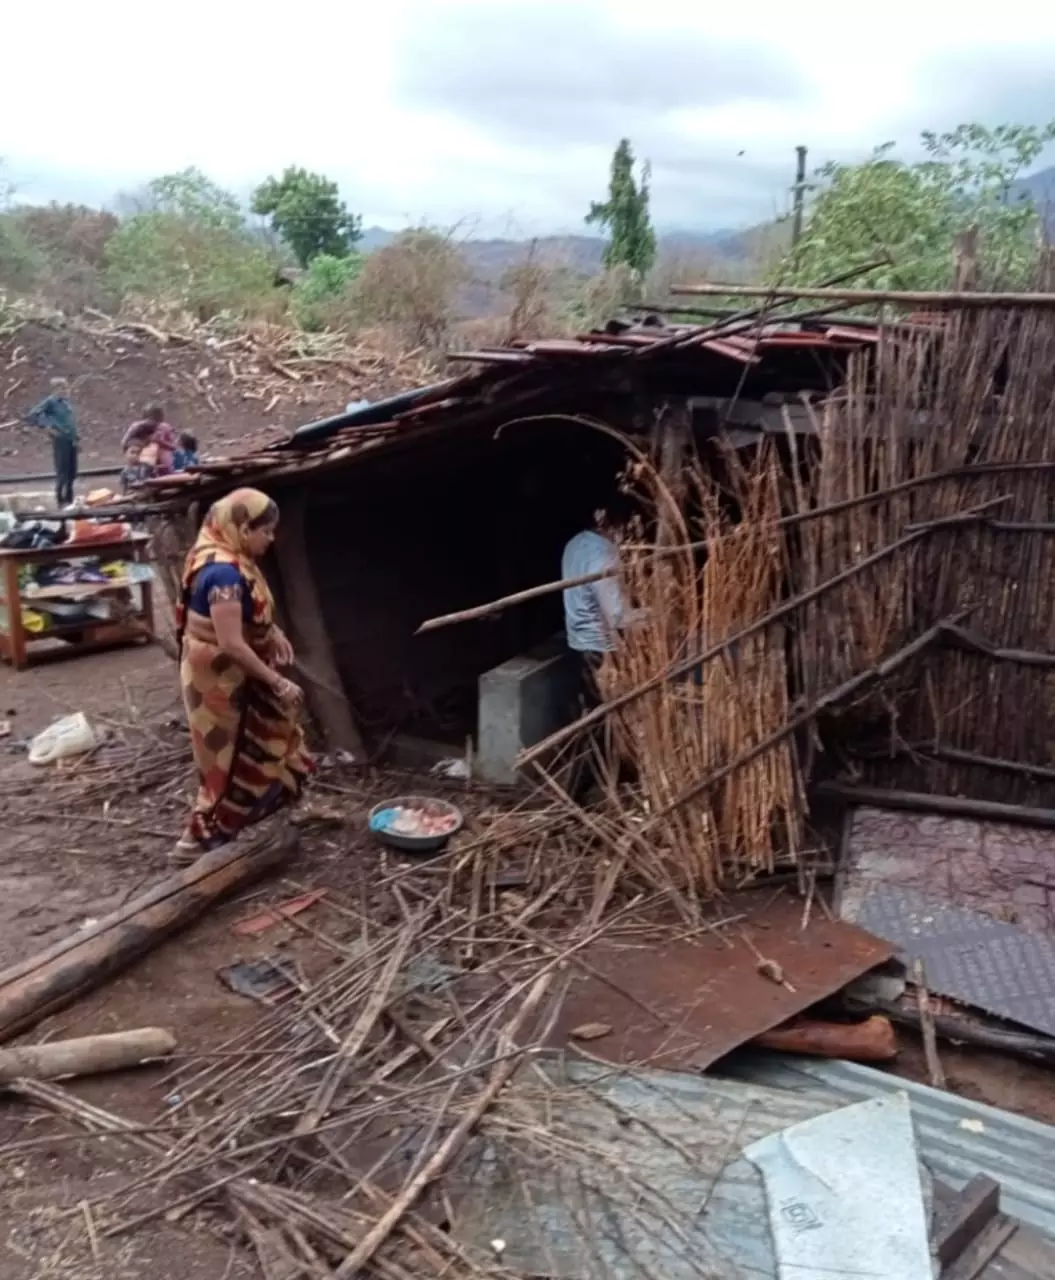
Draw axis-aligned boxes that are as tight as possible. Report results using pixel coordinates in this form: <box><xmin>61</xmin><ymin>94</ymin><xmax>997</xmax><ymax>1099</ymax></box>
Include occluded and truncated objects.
<box><xmin>218</xmin><ymin>957</ymin><xmax>300</xmax><ymax>1004</ymax></box>
<box><xmin>548</xmin><ymin>888</ymin><xmax>894</xmax><ymax>1070</ymax></box>
<box><xmin>844</xmin><ymin>884</ymin><xmax>1055</xmax><ymax>1039</ymax></box>
<box><xmin>232</xmin><ymin>888</ymin><xmax>328</xmax><ymax>937</ymax></box>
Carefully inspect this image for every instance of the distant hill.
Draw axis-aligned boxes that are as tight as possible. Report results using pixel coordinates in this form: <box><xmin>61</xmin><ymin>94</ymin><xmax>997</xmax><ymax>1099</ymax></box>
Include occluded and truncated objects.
<box><xmin>1017</xmin><ymin>165</ymin><xmax>1055</xmax><ymax>228</ymax></box>
<box><xmin>357</xmin><ymin>225</ymin><xmax>760</xmax><ymax>274</ymax></box>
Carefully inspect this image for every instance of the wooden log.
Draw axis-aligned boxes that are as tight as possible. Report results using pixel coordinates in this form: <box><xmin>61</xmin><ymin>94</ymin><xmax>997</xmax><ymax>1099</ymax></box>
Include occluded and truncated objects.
<box><xmin>814</xmin><ymin>781</ymin><xmax>1055</xmax><ymax>832</ymax></box>
<box><xmin>0</xmin><ymin>825</ymin><xmax>297</xmax><ymax>1043</ymax></box>
<box><xmin>0</xmin><ymin>1028</ymin><xmax>176</xmax><ymax>1084</ymax></box>
<box><xmin>751</xmin><ymin>1015</ymin><xmax>896</xmax><ymax>1062</ymax></box>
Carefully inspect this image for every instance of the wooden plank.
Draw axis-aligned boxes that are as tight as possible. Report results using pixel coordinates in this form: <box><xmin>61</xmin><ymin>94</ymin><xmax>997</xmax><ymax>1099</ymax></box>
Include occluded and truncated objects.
<box><xmin>271</xmin><ymin>489</ymin><xmax>364</xmax><ymax>757</ymax></box>
<box><xmin>934</xmin><ymin>1175</ymin><xmax>1001</xmax><ymax>1267</ymax></box>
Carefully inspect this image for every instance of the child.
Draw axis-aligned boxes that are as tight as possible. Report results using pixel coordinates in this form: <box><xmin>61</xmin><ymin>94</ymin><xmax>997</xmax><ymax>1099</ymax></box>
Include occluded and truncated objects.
<box><xmin>172</xmin><ymin>432</ymin><xmax>199</xmax><ymax>471</ymax></box>
<box><xmin>120</xmin><ymin>441</ymin><xmax>156</xmax><ymax>493</ymax></box>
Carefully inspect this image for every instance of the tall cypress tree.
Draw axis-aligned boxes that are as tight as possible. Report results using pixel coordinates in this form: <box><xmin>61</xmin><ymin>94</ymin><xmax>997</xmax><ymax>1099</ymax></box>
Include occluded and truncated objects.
<box><xmin>586</xmin><ymin>139</ymin><xmax>657</xmax><ymax>277</ymax></box>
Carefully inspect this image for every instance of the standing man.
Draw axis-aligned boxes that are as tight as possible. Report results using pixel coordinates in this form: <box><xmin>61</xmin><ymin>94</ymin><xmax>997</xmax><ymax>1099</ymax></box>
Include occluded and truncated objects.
<box><xmin>561</xmin><ymin>502</ymin><xmax>637</xmax><ymax>700</ymax></box>
<box><xmin>26</xmin><ymin>377</ymin><xmax>79</xmax><ymax>508</ymax></box>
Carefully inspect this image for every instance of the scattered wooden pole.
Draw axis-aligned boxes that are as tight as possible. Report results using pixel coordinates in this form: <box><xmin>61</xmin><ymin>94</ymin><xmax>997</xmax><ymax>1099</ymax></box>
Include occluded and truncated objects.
<box><xmin>672</xmin><ymin>283</ymin><xmax>1055</xmax><ymax>307</ymax></box>
<box><xmin>334</xmin><ymin>968</ymin><xmax>557</xmax><ymax>1277</ymax></box>
<box><xmin>914</xmin><ymin>960</ymin><xmax>947</xmax><ymax>1090</ymax></box>
<box><xmin>814</xmin><ymin>782</ymin><xmax>1055</xmax><ymax>832</ymax></box>
<box><xmin>0</xmin><ymin>825</ymin><xmax>297</xmax><ymax>1043</ymax></box>
<box><xmin>0</xmin><ymin>1028</ymin><xmax>176</xmax><ymax>1084</ymax></box>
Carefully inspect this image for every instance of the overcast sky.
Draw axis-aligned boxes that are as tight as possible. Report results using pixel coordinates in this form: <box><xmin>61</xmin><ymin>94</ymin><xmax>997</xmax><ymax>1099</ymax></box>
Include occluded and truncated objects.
<box><xmin>7</xmin><ymin>0</ymin><xmax>1055</xmax><ymax>236</ymax></box>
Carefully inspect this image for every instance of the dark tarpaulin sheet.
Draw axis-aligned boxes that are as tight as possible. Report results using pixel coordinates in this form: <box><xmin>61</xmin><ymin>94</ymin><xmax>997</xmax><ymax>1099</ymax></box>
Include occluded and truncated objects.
<box><xmin>841</xmin><ymin>806</ymin><xmax>1055</xmax><ymax>1036</ymax></box>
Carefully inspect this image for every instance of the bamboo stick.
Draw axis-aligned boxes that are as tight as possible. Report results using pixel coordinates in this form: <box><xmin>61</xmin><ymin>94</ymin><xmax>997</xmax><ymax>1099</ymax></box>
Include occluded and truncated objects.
<box><xmin>518</xmin><ymin>499</ymin><xmax>1003</xmax><ymax>769</ymax></box>
<box><xmin>333</xmin><ymin>968</ymin><xmax>556</xmax><ymax>1277</ymax></box>
<box><xmin>646</xmin><ymin>613</ymin><xmax>965</xmax><ymax>825</ymax></box>
<box><xmin>417</xmin><ymin>463</ymin><xmax>1055</xmax><ymax>636</ymax></box>
<box><xmin>672</xmin><ymin>283</ymin><xmax>1055</xmax><ymax>307</ymax></box>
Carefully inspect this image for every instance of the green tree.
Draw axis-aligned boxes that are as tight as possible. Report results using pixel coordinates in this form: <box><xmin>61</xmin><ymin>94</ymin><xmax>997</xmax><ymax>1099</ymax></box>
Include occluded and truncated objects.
<box><xmin>787</xmin><ymin>122</ymin><xmax>1055</xmax><ymax>289</ymax></box>
<box><xmin>106</xmin><ymin>168</ymin><xmax>274</xmax><ymax>318</ymax></box>
<box><xmin>290</xmin><ymin>251</ymin><xmax>364</xmax><ymax>330</ymax></box>
<box><xmin>252</xmin><ymin>167</ymin><xmax>361</xmax><ymax>268</ymax></box>
<box><xmin>586</xmin><ymin>139</ymin><xmax>657</xmax><ymax>279</ymax></box>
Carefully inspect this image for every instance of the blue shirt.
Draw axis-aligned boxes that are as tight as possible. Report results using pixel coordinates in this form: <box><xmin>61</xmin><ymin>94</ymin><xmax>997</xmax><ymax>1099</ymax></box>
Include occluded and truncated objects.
<box><xmin>172</xmin><ymin>448</ymin><xmax>198</xmax><ymax>471</ymax></box>
<box><xmin>562</xmin><ymin>531</ymin><xmax>628</xmax><ymax>653</ymax></box>
<box><xmin>27</xmin><ymin>394</ymin><xmax>78</xmax><ymax>441</ymax></box>
<box><xmin>188</xmin><ymin>563</ymin><xmax>253</xmax><ymax>623</ymax></box>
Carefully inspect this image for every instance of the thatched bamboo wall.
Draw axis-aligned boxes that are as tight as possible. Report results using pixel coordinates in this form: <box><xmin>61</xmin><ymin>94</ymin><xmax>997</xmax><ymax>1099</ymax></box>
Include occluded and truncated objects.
<box><xmin>793</xmin><ymin>306</ymin><xmax>1055</xmax><ymax>804</ymax></box>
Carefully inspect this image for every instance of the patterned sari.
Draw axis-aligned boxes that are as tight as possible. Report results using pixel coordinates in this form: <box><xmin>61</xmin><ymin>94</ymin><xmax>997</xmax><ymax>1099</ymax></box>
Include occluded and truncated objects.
<box><xmin>177</xmin><ymin>489</ymin><xmax>311</xmax><ymax>848</ymax></box>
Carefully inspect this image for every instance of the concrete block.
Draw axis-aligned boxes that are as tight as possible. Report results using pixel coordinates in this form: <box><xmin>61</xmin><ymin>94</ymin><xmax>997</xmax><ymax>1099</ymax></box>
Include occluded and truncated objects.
<box><xmin>476</xmin><ymin>636</ymin><xmax>579</xmax><ymax>786</ymax></box>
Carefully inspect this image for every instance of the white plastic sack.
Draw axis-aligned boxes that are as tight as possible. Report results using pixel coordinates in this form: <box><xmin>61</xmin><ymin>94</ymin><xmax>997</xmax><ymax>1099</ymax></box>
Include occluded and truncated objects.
<box><xmin>28</xmin><ymin>712</ymin><xmax>98</xmax><ymax>765</ymax></box>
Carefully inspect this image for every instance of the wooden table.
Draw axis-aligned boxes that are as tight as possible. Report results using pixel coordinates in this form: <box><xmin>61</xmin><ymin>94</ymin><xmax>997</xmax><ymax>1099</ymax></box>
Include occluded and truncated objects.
<box><xmin>0</xmin><ymin>532</ymin><xmax>154</xmax><ymax>669</ymax></box>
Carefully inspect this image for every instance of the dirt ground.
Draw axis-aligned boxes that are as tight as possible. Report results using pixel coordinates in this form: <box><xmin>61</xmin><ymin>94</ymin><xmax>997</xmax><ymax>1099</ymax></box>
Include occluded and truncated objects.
<box><xmin>0</xmin><ymin>641</ymin><xmax>466</xmax><ymax>1278</ymax></box>
<box><xmin>1</xmin><ymin>649</ymin><xmax>1054</xmax><ymax>1277</ymax></box>
<box><xmin>0</xmin><ymin>317</ymin><xmax>418</xmax><ymax>476</ymax></box>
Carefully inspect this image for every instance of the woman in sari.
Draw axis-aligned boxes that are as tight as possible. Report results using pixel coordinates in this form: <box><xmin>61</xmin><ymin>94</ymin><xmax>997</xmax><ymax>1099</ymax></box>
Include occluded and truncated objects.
<box><xmin>174</xmin><ymin>488</ymin><xmax>311</xmax><ymax>862</ymax></box>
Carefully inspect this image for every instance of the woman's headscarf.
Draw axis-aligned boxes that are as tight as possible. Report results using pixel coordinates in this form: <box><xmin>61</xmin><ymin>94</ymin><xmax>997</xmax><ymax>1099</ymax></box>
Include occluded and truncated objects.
<box><xmin>180</xmin><ymin>488</ymin><xmax>279</xmax><ymax>623</ymax></box>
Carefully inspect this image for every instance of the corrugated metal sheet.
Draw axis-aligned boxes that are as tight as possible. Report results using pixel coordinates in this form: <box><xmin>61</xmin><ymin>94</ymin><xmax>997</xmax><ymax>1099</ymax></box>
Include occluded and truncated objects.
<box><xmin>453</xmin><ymin>1056</ymin><xmax>838</xmax><ymax>1278</ymax></box>
<box><xmin>719</xmin><ymin>1052</ymin><xmax>1055</xmax><ymax>1240</ymax></box>
<box><xmin>452</xmin><ymin>1052</ymin><xmax>1055</xmax><ymax>1279</ymax></box>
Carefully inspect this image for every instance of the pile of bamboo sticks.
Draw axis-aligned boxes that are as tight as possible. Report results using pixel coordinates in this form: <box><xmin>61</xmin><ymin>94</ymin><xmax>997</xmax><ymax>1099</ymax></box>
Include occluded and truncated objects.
<box><xmin>597</xmin><ymin>447</ymin><xmax>802</xmax><ymax>893</ymax></box>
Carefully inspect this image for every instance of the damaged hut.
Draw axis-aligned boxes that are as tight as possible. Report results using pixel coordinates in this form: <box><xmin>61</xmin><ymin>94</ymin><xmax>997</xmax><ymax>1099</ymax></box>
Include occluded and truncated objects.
<box><xmin>141</xmin><ymin>288</ymin><xmax>1055</xmax><ymax>902</ymax></box>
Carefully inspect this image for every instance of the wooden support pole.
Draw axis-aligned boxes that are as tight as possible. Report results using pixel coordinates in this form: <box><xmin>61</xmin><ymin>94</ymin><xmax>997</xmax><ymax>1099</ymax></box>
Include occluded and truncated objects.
<box><xmin>672</xmin><ymin>283</ymin><xmax>1055</xmax><ymax>307</ymax></box>
<box><xmin>0</xmin><ymin>1028</ymin><xmax>176</xmax><ymax>1084</ymax></box>
<box><xmin>814</xmin><ymin>781</ymin><xmax>1055</xmax><ymax>831</ymax></box>
<box><xmin>939</xmin><ymin>622</ymin><xmax>1055</xmax><ymax>669</ymax></box>
<box><xmin>0</xmin><ymin>825</ymin><xmax>296</xmax><ymax>1043</ymax></box>
<box><xmin>516</xmin><ymin>501</ymin><xmax>1000</xmax><ymax>770</ymax></box>
<box><xmin>417</xmin><ymin>465</ymin><xmax>1055</xmax><ymax>636</ymax></box>
<box><xmin>645</xmin><ymin>611</ymin><xmax>966</xmax><ymax>826</ymax></box>
<box><xmin>271</xmin><ymin>489</ymin><xmax>365</xmax><ymax>758</ymax></box>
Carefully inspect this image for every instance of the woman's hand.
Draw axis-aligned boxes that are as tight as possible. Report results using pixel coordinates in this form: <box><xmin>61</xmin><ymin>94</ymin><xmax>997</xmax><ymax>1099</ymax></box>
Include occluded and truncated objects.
<box><xmin>271</xmin><ymin>628</ymin><xmax>295</xmax><ymax>669</ymax></box>
<box><xmin>270</xmin><ymin>675</ymin><xmax>304</xmax><ymax>707</ymax></box>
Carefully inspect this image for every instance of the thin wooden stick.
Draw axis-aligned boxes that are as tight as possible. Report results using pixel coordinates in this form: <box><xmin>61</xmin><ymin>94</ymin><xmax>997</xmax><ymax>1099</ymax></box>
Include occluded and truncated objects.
<box><xmin>673</xmin><ymin>283</ymin><xmax>1055</xmax><ymax>308</ymax></box>
<box><xmin>333</xmin><ymin>967</ymin><xmax>557</xmax><ymax>1277</ymax></box>
<box><xmin>416</xmin><ymin>463</ymin><xmax>1055</xmax><ymax>635</ymax></box>
<box><xmin>518</xmin><ymin>500</ymin><xmax>1003</xmax><ymax>769</ymax></box>
<box><xmin>913</xmin><ymin>960</ymin><xmax>946</xmax><ymax>1089</ymax></box>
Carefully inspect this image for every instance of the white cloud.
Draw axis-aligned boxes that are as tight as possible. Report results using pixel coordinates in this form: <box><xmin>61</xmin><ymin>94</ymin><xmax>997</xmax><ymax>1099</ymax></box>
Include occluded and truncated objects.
<box><xmin>6</xmin><ymin>0</ymin><xmax>1055</xmax><ymax>233</ymax></box>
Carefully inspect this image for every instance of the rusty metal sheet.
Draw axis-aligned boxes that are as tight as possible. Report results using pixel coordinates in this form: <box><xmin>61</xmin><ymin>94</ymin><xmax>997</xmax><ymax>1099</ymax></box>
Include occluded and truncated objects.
<box><xmin>845</xmin><ymin>884</ymin><xmax>1055</xmax><ymax>1038</ymax></box>
<box><xmin>547</xmin><ymin>888</ymin><xmax>894</xmax><ymax>1070</ymax></box>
